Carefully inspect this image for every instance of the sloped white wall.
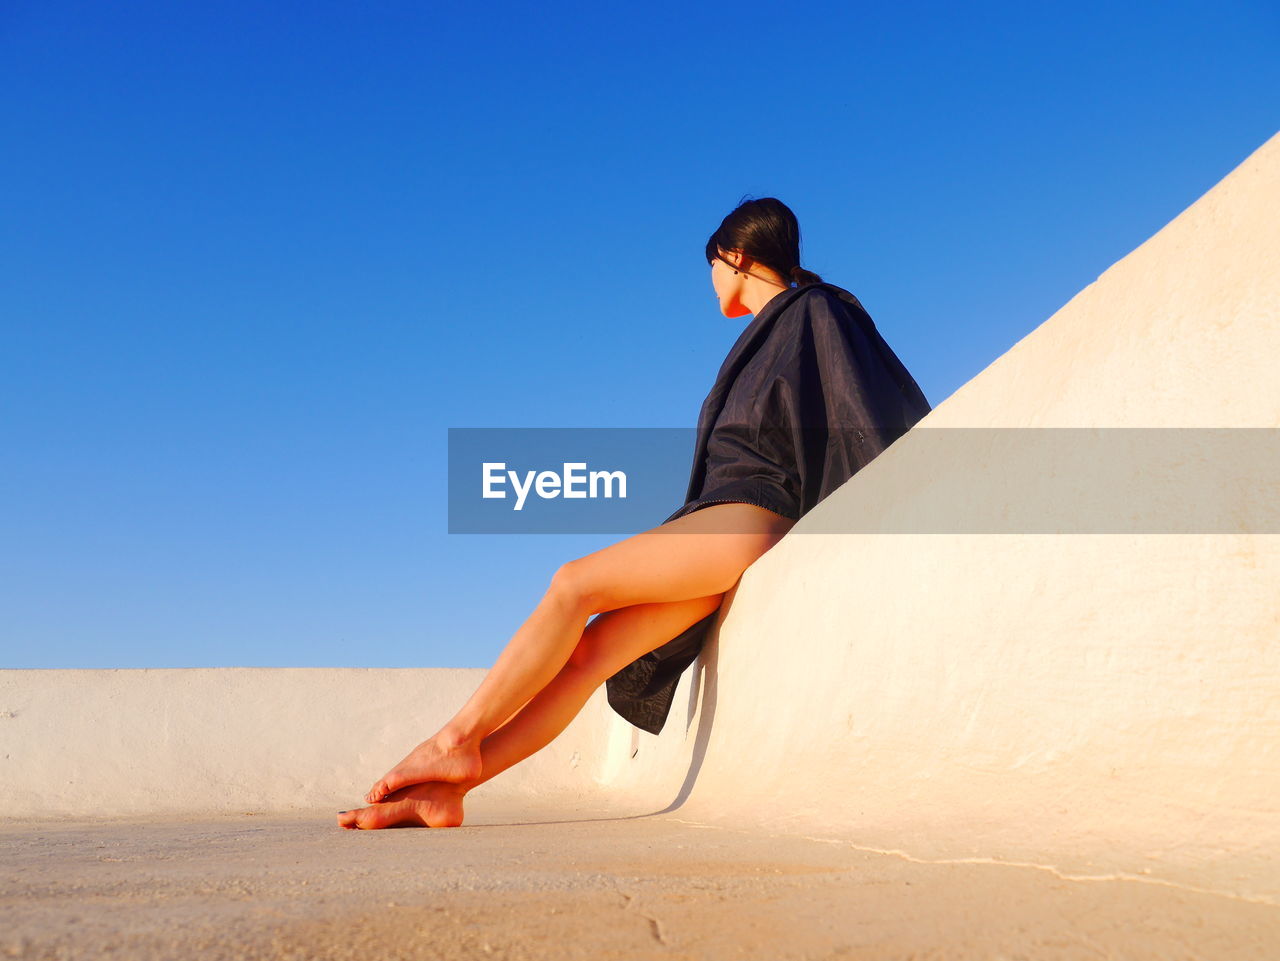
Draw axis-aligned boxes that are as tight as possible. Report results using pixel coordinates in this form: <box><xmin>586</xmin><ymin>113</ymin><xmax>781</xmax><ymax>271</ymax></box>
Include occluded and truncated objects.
<box><xmin>601</xmin><ymin>129</ymin><xmax>1280</xmax><ymax>902</ymax></box>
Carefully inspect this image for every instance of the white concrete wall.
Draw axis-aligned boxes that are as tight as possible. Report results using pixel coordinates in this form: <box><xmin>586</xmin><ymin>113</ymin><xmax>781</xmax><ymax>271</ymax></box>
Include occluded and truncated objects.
<box><xmin>0</xmin><ymin>668</ymin><xmax>611</xmax><ymax>816</ymax></box>
<box><xmin>2</xmin><ymin>130</ymin><xmax>1276</xmax><ymax>902</ymax></box>
<box><xmin>611</xmin><ymin>127</ymin><xmax>1280</xmax><ymax>900</ymax></box>
<box><xmin>598</xmin><ymin>128</ymin><xmax>1280</xmax><ymax>901</ymax></box>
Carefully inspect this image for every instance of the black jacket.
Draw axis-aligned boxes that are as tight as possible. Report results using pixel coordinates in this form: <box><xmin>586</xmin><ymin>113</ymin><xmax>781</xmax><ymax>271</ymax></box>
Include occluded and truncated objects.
<box><xmin>603</xmin><ymin>281</ymin><xmax>932</xmax><ymax>734</ymax></box>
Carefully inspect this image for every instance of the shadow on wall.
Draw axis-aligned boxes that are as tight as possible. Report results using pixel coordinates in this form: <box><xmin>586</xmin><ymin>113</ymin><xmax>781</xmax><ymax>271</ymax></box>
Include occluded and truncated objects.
<box><xmin>654</xmin><ymin>585</ymin><xmax>730</xmax><ymax>816</ymax></box>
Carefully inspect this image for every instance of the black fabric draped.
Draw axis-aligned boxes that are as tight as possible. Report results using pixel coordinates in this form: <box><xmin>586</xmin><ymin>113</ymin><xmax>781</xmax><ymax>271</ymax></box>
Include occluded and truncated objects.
<box><xmin>603</xmin><ymin>281</ymin><xmax>933</xmax><ymax>735</ymax></box>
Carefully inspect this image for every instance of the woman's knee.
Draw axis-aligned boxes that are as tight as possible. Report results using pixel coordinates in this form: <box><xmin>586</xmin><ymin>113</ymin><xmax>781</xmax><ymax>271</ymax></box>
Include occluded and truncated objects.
<box><xmin>547</xmin><ymin>560</ymin><xmax>595</xmax><ymax>614</ymax></box>
<box><xmin>548</xmin><ymin>557</ymin><xmax>621</xmax><ymax>616</ymax></box>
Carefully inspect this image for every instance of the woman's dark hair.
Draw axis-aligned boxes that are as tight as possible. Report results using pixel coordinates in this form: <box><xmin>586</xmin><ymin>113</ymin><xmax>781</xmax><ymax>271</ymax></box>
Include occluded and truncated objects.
<box><xmin>705</xmin><ymin>196</ymin><xmax>824</xmax><ymax>288</ymax></box>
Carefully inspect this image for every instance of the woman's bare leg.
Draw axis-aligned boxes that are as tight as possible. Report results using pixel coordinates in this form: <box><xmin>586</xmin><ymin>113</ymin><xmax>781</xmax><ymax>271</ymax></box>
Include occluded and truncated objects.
<box><xmin>340</xmin><ymin>593</ymin><xmax>724</xmax><ymax>829</ymax></box>
<box><xmin>362</xmin><ymin>501</ymin><xmax>794</xmax><ymax>803</ymax></box>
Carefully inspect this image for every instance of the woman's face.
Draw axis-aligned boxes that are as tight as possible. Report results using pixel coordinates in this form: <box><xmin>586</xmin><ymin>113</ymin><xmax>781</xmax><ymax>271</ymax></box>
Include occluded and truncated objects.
<box><xmin>709</xmin><ymin>248</ymin><xmax>748</xmax><ymax>318</ymax></box>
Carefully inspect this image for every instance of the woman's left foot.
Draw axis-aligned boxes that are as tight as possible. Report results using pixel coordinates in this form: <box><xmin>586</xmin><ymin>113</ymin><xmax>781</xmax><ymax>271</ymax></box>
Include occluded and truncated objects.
<box><xmin>338</xmin><ymin>781</ymin><xmax>467</xmax><ymax>830</ymax></box>
<box><xmin>364</xmin><ymin>734</ymin><xmax>484</xmax><ymax>803</ymax></box>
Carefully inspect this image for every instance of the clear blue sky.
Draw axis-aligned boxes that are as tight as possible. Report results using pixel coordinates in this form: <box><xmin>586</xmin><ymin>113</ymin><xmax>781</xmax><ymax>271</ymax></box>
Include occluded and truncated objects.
<box><xmin>2</xmin><ymin>1</ymin><xmax>1276</xmax><ymax>668</ymax></box>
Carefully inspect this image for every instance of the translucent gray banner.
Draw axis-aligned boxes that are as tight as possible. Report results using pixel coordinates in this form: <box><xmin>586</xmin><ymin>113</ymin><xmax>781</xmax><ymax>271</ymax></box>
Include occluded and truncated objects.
<box><xmin>447</xmin><ymin>427</ymin><xmax>1280</xmax><ymax>535</ymax></box>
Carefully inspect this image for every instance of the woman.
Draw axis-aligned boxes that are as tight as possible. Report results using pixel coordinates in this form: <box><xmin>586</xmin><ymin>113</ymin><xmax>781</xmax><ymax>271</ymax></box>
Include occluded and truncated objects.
<box><xmin>338</xmin><ymin>197</ymin><xmax>931</xmax><ymax>830</ymax></box>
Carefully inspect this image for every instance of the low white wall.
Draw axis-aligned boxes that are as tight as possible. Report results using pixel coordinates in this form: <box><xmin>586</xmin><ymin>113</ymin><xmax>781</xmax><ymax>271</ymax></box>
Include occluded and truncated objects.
<box><xmin>0</xmin><ymin>668</ymin><xmax>612</xmax><ymax>816</ymax></box>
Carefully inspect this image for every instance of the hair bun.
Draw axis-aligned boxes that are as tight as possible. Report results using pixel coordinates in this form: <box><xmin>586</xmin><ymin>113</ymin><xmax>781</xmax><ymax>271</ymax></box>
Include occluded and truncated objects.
<box><xmin>788</xmin><ymin>264</ymin><xmax>824</xmax><ymax>287</ymax></box>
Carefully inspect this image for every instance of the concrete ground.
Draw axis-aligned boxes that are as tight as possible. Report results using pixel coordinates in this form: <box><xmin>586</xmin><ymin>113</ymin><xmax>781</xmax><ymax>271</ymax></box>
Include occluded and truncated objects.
<box><xmin>3</xmin><ymin>799</ymin><xmax>1276</xmax><ymax>961</ymax></box>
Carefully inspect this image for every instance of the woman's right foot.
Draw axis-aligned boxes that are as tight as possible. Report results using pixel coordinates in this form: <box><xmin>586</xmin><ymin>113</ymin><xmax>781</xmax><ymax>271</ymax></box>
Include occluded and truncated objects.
<box><xmin>364</xmin><ymin>734</ymin><xmax>484</xmax><ymax>803</ymax></box>
<box><xmin>339</xmin><ymin>781</ymin><xmax>466</xmax><ymax>830</ymax></box>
